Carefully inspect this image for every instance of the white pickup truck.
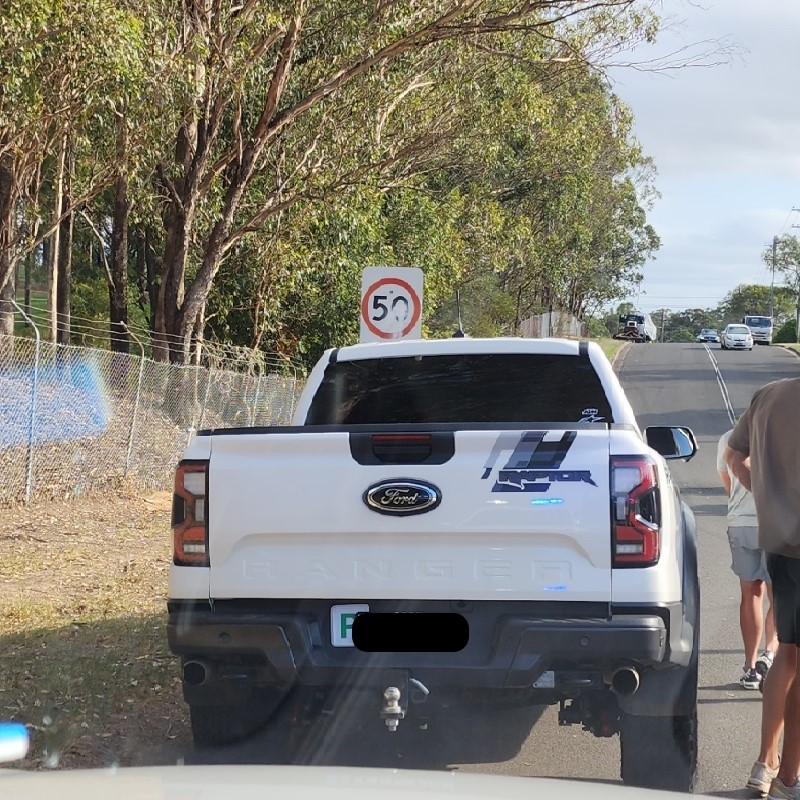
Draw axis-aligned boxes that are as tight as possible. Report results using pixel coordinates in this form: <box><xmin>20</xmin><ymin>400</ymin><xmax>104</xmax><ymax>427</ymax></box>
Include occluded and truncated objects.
<box><xmin>167</xmin><ymin>337</ymin><xmax>699</xmax><ymax>790</ymax></box>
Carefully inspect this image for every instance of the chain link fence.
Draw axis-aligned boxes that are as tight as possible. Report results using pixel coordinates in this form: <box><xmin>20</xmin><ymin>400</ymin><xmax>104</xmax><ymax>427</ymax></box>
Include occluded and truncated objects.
<box><xmin>0</xmin><ymin>333</ymin><xmax>304</xmax><ymax>506</ymax></box>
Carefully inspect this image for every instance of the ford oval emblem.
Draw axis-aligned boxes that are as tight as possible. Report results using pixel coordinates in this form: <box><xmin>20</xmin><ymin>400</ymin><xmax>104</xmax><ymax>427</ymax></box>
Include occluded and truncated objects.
<box><xmin>364</xmin><ymin>479</ymin><xmax>442</xmax><ymax>516</ymax></box>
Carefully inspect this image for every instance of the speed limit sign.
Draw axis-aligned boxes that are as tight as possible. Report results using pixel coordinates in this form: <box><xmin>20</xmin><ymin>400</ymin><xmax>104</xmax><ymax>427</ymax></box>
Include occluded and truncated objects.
<box><xmin>360</xmin><ymin>267</ymin><xmax>424</xmax><ymax>342</ymax></box>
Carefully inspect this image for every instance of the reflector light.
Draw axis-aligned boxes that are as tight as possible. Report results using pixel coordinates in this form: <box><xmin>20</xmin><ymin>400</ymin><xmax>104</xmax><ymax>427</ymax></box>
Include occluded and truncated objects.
<box><xmin>611</xmin><ymin>456</ymin><xmax>661</xmax><ymax>567</ymax></box>
<box><xmin>172</xmin><ymin>461</ymin><xmax>208</xmax><ymax>567</ymax></box>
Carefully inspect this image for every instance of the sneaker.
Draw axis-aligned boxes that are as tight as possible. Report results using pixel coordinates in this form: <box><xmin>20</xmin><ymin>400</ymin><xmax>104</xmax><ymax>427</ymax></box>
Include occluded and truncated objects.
<box><xmin>741</xmin><ymin>667</ymin><xmax>761</xmax><ymax>690</ymax></box>
<box><xmin>757</xmin><ymin>650</ymin><xmax>775</xmax><ymax>677</ymax></box>
<box><xmin>768</xmin><ymin>777</ymin><xmax>800</xmax><ymax>800</ymax></box>
<box><xmin>748</xmin><ymin>761</ymin><xmax>780</xmax><ymax>796</ymax></box>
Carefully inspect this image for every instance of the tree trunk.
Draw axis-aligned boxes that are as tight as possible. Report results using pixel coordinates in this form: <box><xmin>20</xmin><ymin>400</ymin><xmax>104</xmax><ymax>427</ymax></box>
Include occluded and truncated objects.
<box><xmin>0</xmin><ymin>157</ymin><xmax>16</xmax><ymax>337</ymax></box>
<box><xmin>133</xmin><ymin>228</ymin><xmax>147</xmax><ymax>314</ymax></box>
<box><xmin>144</xmin><ymin>225</ymin><xmax>159</xmax><ymax>331</ymax></box>
<box><xmin>109</xmin><ymin>172</ymin><xmax>130</xmax><ymax>353</ymax></box>
<box><xmin>56</xmin><ymin>172</ymin><xmax>73</xmax><ymax>345</ymax></box>
<box><xmin>0</xmin><ymin>263</ymin><xmax>13</xmax><ymax>336</ymax></box>
<box><xmin>24</xmin><ymin>249</ymin><xmax>32</xmax><ymax>325</ymax></box>
<box><xmin>47</xmin><ymin>133</ymin><xmax>67</xmax><ymax>344</ymax></box>
<box><xmin>192</xmin><ymin>303</ymin><xmax>205</xmax><ymax>366</ymax></box>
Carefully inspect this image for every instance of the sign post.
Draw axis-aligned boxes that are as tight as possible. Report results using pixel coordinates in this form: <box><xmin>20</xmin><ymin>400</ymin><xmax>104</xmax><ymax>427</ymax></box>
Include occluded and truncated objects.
<box><xmin>360</xmin><ymin>267</ymin><xmax>424</xmax><ymax>342</ymax></box>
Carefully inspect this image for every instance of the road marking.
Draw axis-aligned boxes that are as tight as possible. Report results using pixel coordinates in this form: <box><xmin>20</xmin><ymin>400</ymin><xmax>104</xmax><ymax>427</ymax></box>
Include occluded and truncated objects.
<box><xmin>703</xmin><ymin>344</ymin><xmax>736</xmax><ymax>426</ymax></box>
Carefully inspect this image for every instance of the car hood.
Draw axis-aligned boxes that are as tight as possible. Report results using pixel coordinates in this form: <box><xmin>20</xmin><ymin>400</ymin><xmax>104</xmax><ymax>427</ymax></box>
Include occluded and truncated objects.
<box><xmin>0</xmin><ymin>765</ymin><xmax>692</xmax><ymax>800</ymax></box>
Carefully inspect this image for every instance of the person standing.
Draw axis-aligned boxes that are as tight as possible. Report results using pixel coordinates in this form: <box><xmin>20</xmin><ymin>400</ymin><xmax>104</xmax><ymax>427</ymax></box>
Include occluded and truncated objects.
<box><xmin>717</xmin><ymin>429</ymin><xmax>777</xmax><ymax>689</ymax></box>
<box><xmin>725</xmin><ymin>377</ymin><xmax>800</xmax><ymax>800</ymax></box>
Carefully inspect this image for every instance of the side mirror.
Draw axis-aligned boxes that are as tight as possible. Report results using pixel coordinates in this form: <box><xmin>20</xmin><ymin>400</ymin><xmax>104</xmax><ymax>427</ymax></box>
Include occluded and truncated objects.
<box><xmin>645</xmin><ymin>426</ymin><xmax>698</xmax><ymax>461</ymax></box>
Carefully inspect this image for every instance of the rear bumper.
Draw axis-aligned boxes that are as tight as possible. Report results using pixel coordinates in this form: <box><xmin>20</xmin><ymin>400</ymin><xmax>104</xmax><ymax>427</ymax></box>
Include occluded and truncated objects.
<box><xmin>167</xmin><ymin>599</ymin><xmax>684</xmax><ymax>693</ymax></box>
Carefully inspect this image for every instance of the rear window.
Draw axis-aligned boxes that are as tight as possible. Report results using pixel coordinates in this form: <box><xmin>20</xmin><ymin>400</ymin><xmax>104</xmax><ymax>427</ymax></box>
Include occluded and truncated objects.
<box><xmin>305</xmin><ymin>353</ymin><xmax>614</xmax><ymax>425</ymax></box>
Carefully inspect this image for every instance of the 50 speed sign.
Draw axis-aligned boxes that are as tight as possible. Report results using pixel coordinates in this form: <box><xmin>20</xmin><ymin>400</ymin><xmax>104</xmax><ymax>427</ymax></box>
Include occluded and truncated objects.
<box><xmin>360</xmin><ymin>267</ymin><xmax>424</xmax><ymax>342</ymax></box>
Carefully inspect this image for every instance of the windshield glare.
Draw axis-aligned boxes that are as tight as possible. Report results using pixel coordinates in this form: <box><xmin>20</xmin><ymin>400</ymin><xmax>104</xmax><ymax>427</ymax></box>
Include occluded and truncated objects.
<box><xmin>2</xmin><ymin>2</ymin><xmax>793</xmax><ymax>798</ymax></box>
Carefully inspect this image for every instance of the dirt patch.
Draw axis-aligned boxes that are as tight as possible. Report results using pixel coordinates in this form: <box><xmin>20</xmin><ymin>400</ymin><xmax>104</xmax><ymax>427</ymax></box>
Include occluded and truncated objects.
<box><xmin>0</xmin><ymin>491</ymin><xmax>190</xmax><ymax>769</ymax></box>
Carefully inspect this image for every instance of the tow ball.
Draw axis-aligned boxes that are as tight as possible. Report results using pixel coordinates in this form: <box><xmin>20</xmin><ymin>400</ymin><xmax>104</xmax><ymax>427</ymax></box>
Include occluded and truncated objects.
<box><xmin>380</xmin><ymin>674</ymin><xmax>428</xmax><ymax>731</ymax></box>
<box><xmin>381</xmin><ymin>686</ymin><xmax>405</xmax><ymax>731</ymax></box>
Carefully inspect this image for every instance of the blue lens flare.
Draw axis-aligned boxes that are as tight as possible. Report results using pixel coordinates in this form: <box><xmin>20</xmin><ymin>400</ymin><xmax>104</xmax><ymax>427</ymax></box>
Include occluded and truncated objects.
<box><xmin>0</xmin><ymin>360</ymin><xmax>110</xmax><ymax>448</ymax></box>
<box><xmin>0</xmin><ymin>722</ymin><xmax>29</xmax><ymax>763</ymax></box>
<box><xmin>530</xmin><ymin>497</ymin><xmax>565</xmax><ymax>506</ymax></box>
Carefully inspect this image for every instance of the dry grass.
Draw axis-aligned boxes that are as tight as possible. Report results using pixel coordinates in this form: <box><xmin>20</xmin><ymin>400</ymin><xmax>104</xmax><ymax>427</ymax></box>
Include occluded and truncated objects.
<box><xmin>0</xmin><ymin>492</ymin><xmax>189</xmax><ymax>769</ymax></box>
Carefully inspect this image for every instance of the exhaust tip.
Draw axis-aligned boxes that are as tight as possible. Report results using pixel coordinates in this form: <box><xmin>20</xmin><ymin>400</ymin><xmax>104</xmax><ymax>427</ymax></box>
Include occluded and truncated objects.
<box><xmin>611</xmin><ymin>667</ymin><xmax>640</xmax><ymax>697</ymax></box>
<box><xmin>183</xmin><ymin>660</ymin><xmax>208</xmax><ymax>687</ymax></box>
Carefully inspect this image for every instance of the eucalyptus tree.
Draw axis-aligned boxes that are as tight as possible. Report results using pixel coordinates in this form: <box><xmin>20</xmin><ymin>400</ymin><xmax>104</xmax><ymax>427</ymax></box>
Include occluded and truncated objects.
<box><xmin>145</xmin><ymin>0</ymin><xmax>662</xmax><ymax>361</ymax></box>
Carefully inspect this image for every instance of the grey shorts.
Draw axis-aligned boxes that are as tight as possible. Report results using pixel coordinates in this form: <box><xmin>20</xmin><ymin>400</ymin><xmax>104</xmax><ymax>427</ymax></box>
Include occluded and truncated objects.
<box><xmin>728</xmin><ymin>526</ymin><xmax>771</xmax><ymax>583</ymax></box>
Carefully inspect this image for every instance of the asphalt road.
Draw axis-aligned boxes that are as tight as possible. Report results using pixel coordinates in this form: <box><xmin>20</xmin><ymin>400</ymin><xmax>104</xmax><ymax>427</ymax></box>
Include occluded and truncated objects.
<box><xmin>184</xmin><ymin>342</ymin><xmax>800</xmax><ymax>796</ymax></box>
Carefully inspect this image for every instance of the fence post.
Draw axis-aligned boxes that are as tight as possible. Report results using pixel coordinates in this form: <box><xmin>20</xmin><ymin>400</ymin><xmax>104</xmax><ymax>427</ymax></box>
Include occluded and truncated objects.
<box><xmin>12</xmin><ymin>300</ymin><xmax>40</xmax><ymax>504</ymax></box>
<box><xmin>196</xmin><ymin>366</ymin><xmax>213</xmax><ymax>432</ymax></box>
<box><xmin>122</xmin><ymin>323</ymin><xmax>146</xmax><ymax>478</ymax></box>
<box><xmin>250</xmin><ymin>368</ymin><xmax>264</xmax><ymax>427</ymax></box>
<box><xmin>288</xmin><ymin>366</ymin><xmax>299</xmax><ymax>422</ymax></box>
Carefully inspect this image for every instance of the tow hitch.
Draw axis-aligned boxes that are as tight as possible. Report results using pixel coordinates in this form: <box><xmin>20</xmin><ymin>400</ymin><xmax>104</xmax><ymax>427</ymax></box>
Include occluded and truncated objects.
<box><xmin>381</xmin><ymin>687</ymin><xmax>405</xmax><ymax>731</ymax></box>
<box><xmin>379</xmin><ymin>674</ymin><xmax>429</xmax><ymax>731</ymax></box>
<box><xmin>558</xmin><ymin>693</ymin><xmax>620</xmax><ymax>738</ymax></box>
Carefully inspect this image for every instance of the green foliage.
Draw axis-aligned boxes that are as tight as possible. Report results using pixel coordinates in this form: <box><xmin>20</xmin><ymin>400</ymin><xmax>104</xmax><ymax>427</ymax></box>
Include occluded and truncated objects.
<box><xmin>586</xmin><ymin>316</ymin><xmax>612</xmax><ymax>339</ymax></box>
<box><xmin>774</xmin><ymin>318</ymin><xmax>798</xmax><ymax>344</ymax></box>
<box><xmin>4</xmin><ymin>0</ymin><xmax>669</xmax><ymax>366</ymax></box>
<box><xmin>718</xmin><ymin>284</ymin><xmax>794</xmax><ymax>326</ymax></box>
<box><xmin>668</xmin><ymin>328</ymin><xmax>696</xmax><ymax>343</ymax></box>
<box><xmin>764</xmin><ymin>236</ymin><xmax>800</xmax><ymax>294</ymax></box>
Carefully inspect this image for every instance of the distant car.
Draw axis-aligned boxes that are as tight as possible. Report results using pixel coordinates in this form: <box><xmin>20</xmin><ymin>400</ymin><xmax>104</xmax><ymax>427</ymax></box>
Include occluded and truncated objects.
<box><xmin>696</xmin><ymin>328</ymin><xmax>720</xmax><ymax>343</ymax></box>
<box><xmin>721</xmin><ymin>324</ymin><xmax>753</xmax><ymax>350</ymax></box>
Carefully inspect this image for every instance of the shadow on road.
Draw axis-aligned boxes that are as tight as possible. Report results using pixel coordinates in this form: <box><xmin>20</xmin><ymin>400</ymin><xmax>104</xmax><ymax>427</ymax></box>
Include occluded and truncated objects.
<box><xmin>185</xmin><ymin>690</ymin><xmax>547</xmax><ymax>771</ymax></box>
<box><xmin>537</xmin><ymin>775</ymin><xmax>621</xmax><ymax>786</ymax></box>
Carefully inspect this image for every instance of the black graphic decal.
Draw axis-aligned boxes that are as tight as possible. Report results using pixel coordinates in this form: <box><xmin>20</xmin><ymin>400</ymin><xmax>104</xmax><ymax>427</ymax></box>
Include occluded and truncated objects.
<box><xmin>482</xmin><ymin>431</ymin><xmax>596</xmax><ymax>492</ymax></box>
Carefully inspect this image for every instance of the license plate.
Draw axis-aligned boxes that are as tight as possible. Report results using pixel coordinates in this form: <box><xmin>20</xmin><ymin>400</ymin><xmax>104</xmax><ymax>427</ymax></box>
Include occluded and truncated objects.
<box><xmin>330</xmin><ymin>604</ymin><xmax>369</xmax><ymax>647</ymax></box>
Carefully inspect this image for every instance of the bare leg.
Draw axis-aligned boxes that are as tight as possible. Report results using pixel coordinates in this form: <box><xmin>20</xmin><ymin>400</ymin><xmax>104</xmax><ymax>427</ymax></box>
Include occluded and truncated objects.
<box><xmin>766</xmin><ymin>584</ymin><xmax>779</xmax><ymax>655</ymax></box>
<box><xmin>742</xmin><ymin>579</ymin><xmax>766</xmax><ymax>669</ymax></box>
<box><xmin>758</xmin><ymin>644</ymin><xmax>796</xmax><ymax>769</ymax></box>
<box><xmin>776</xmin><ymin>649</ymin><xmax>800</xmax><ymax>786</ymax></box>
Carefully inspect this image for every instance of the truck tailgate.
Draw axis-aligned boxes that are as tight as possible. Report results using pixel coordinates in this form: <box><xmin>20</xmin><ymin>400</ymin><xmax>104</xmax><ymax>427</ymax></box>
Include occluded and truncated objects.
<box><xmin>206</xmin><ymin>428</ymin><xmax>612</xmax><ymax>602</ymax></box>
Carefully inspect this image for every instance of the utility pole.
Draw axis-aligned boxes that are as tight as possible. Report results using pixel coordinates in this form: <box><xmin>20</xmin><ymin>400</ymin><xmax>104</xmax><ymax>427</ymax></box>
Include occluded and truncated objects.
<box><xmin>793</xmin><ymin>215</ymin><xmax>800</xmax><ymax>342</ymax></box>
<box><xmin>660</xmin><ymin>308</ymin><xmax>666</xmax><ymax>343</ymax></box>
<box><xmin>770</xmin><ymin>235</ymin><xmax>777</xmax><ymax>319</ymax></box>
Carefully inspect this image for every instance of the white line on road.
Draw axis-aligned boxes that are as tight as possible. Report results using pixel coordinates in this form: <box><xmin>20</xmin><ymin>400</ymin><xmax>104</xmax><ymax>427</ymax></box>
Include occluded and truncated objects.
<box><xmin>703</xmin><ymin>344</ymin><xmax>736</xmax><ymax>426</ymax></box>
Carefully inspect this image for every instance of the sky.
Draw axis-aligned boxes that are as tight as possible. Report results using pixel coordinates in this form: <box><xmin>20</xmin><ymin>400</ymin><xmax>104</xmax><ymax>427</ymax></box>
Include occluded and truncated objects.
<box><xmin>608</xmin><ymin>0</ymin><xmax>800</xmax><ymax>316</ymax></box>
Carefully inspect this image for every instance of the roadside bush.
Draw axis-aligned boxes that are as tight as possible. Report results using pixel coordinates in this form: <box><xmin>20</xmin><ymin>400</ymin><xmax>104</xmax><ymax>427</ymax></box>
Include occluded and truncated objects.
<box><xmin>774</xmin><ymin>319</ymin><xmax>797</xmax><ymax>343</ymax></box>
<box><xmin>668</xmin><ymin>328</ymin><xmax>695</xmax><ymax>343</ymax></box>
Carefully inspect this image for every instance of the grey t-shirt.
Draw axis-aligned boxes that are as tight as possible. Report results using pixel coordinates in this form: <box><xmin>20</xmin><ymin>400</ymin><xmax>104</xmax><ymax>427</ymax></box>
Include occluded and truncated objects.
<box><xmin>717</xmin><ymin>430</ymin><xmax>757</xmax><ymax>527</ymax></box>
<box><xmin>728</xmin><ymin>378</ymin><xmax>800</xmax><ymax>557</ymax></box>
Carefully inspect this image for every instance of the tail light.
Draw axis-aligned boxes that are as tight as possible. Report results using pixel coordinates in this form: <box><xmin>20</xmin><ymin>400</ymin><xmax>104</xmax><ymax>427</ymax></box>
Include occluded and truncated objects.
<box><xmin>172</xmin><ymin>460</ymin><xmax>208</xmax><ymax>566</ymax></box>
<box><xmin>611</xmin><ymin>455</ymin><xmax>661</xmax><ymax>567</ymax></box>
